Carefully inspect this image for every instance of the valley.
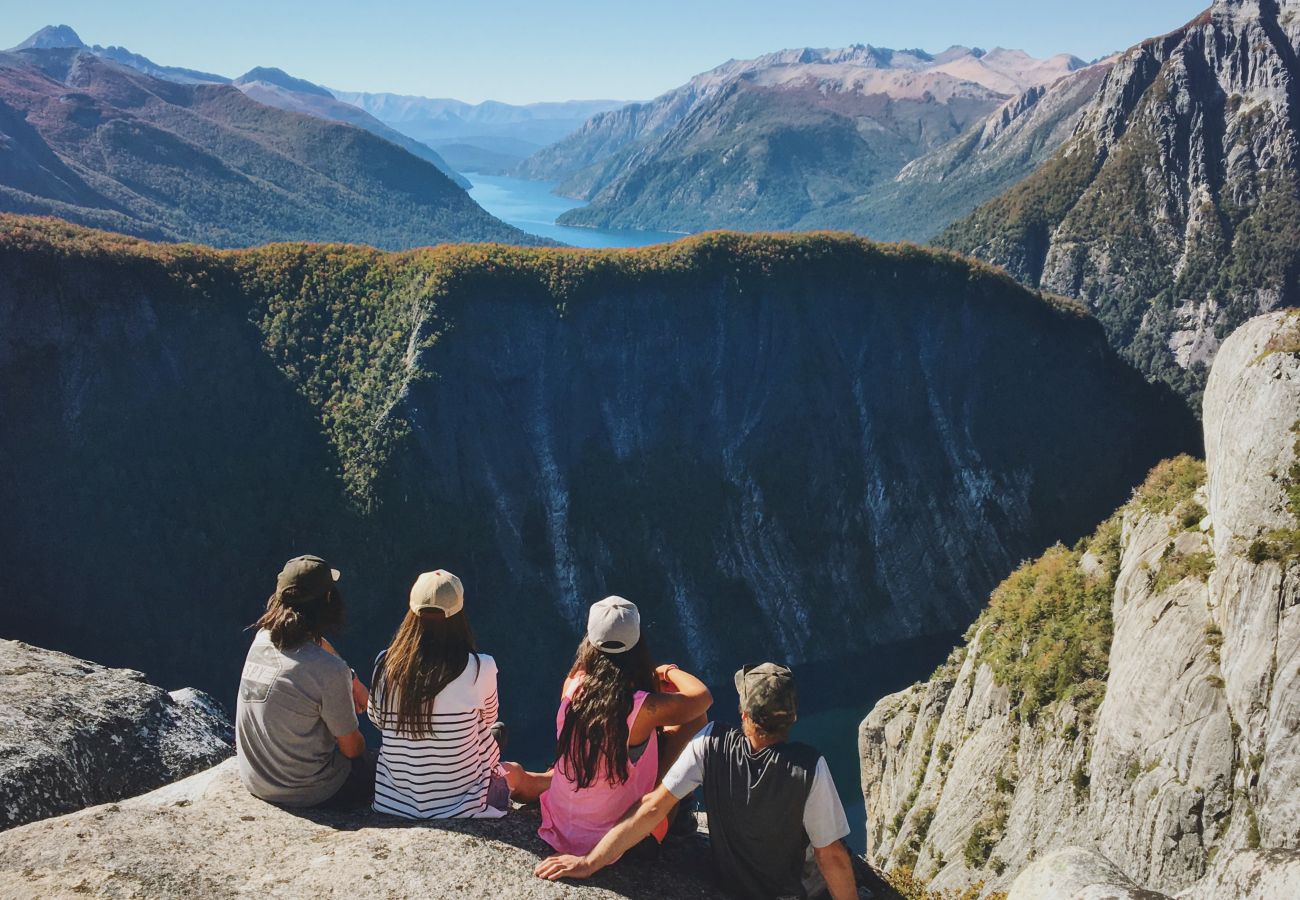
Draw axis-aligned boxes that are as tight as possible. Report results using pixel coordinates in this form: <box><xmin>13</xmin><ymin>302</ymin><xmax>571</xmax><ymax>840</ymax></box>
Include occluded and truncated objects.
<box><xmin>3</xmin><ymin>4</ymin><xmax>1300</xmax><ymax>898</ymax></box>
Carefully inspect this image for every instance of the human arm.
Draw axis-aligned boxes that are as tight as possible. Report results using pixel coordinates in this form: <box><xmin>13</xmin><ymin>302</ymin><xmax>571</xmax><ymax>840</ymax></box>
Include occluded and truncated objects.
<box><xmin>533</xmin><ymin>784</ymin><xmax>677</xmax><ymax>880</ymax></box>
<box><xmin>805</xmin><ymin>758</ymin><xmax>854</xmax><ymax>898</ymax></box>
<box><xmin>318</xmin><ymin>638</ymin><xmax>368</xmax><ymax>713</ymax></box>
<box><xmin>641</xmin><ymin>665</ymin><xmax>712</xmax><ymax>727</ymax></box>
<box><xmin>814</xmin><ymin>841</ymin><xmax>857</xmax><ymax>900</ymax></box>
<box><xmin>336</xmin><ymin>729</ymin><xmax>365</xmax><ymax>759</ymax></box>
<box><xmin>503</xmin><ymin>763</ymin><xmax>553</xmax><ymax>803</ymax></box>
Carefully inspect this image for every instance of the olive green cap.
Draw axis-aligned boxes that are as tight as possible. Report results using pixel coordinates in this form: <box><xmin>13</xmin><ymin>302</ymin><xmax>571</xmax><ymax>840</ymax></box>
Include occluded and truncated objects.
<box><xmin>276</xmin><ymin>555</ymin><xmax>340</xmax><ymax>606</ymax></box>
<box><xmin>735</xmin><ymin>662</ymin><xmax>798</xmax><ymax>727</ymax></box>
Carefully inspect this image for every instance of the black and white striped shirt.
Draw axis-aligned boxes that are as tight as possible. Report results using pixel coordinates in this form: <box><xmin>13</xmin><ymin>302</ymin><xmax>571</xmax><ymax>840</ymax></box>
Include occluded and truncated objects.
<box><xmin>368</xmin><ymin>652</ymin><xmax>504</xmax><ymax>819</ymax></box>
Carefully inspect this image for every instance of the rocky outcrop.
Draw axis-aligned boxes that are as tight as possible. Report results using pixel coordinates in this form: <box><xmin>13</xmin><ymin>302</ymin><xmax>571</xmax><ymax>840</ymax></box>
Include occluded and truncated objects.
<box><xmin>0</xmin><ymin>219</ymin><xmax>1196</xmax><ymax>734</ymax></box>
<box><xmin>1005</xmin><ymin>846</ymin><xmax>1300</xmax><ymax>899</ymax></box>
<box><xmin>0</xmin><ymin>759</ymin><xmax>712</xmax><ymax>899</ymax></box>
<box><xmin>858</xmin><ymin>309</ymin><xmax>1300</xmax><ymax>896</ymax></box>
<box><xmin>0</xmin><ymin>756</ymin><xmax>892</xmax><ymax>899</ymax></box>
<box><xmin>941</xmin><ymin>1</ymin><xmax>1300</xmax><ymax>401</ymax></box>
<box><xmin>0</xmin><ymin>640</ymin><xmax>232</xmax><ymax>831</ymax></box>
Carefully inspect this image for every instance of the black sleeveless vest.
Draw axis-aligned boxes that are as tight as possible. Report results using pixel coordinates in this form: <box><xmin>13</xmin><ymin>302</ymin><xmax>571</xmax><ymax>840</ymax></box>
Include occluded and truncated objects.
<box><xmin>700</xmin><ymin>726</ymin><xmax>821</xmax><ymax>900</ymax></box>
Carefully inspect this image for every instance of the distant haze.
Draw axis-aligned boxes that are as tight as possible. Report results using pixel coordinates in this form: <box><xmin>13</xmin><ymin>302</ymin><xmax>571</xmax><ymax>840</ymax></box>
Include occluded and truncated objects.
<box><xmin>12</xmin><ymin>0</ymin><xmax>1205</xmax><ymax>103</ymax></box>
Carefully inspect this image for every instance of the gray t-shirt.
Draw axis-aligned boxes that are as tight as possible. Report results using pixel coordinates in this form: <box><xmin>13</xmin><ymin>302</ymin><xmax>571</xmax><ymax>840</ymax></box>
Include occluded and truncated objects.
<box><xmin>235</xmin><ymin>629</ymin><xmax>358</xmax><ymax>806</ymax></box>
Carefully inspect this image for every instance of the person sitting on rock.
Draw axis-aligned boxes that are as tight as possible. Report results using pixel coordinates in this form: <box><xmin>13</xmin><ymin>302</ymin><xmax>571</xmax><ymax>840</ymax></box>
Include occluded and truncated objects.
<box><xmin>535</xmin><ymin>662</ymin><xmax>857</xmax><ymax>900</ymax></box>
<box><xmin>368</xmin><ymin>569</ymin><xmax>514</xmax><ymax>818</ymax></box>
<box><xmin>515</xmin><ymin>596</ymin><xmax>712</xmax><ymax>860</ymax></box>
<box><xmin>235</xmin><ymin>555</ymin><xmax>373</xmax><ymax>808</ymax></box>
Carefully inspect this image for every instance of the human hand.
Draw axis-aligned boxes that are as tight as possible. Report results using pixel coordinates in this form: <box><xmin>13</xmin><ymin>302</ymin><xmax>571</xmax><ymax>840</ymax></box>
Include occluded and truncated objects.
<box><xmin>654</xmin><ymin>664</ymin><xmax>680</xmax><ymax>692</ymax></box>
<box><xmin>534</xmin><ymin>854</ymin><xmax>597</xmax><ymax>881</ymax></box>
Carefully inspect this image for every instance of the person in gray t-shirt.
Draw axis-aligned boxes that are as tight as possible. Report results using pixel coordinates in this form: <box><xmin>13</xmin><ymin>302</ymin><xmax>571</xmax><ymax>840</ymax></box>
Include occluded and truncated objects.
<box><xmin>236</xmin><ymin>555</ymin><xmax>371</xmax><ymax>807</ymax></box>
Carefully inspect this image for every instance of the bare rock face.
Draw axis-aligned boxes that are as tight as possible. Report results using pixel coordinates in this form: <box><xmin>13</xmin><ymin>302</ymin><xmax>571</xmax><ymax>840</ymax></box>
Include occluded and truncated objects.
<box><xmin>859</xmin><ymin>310</ymin><xmax>1300</xmax><ymax>896</ymax></box>
<box><xmin>0</xmin><ymin>756</ymin><xmax>896</xmax><ymax>899</ymax></box>
<box><xmin>1005</xmin><ymin>848</ymin><xmax>1161</xmax><ymax>900</ymax></box>
<box><xmin>0</xmin><ymin>640</ymin><xmax>232</xmax><ymax>831</ymax></box>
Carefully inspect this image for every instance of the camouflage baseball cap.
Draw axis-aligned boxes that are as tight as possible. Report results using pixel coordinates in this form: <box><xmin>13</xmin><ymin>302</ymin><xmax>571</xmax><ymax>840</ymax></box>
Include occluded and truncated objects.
<box><xmin>735</xmin><ymin>662</ymin><xmax>798</xmax><ymax>727</ymax></box>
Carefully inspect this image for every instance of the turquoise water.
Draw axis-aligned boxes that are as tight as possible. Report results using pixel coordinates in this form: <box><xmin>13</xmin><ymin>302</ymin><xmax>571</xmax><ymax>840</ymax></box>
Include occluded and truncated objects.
<box><xmin>465</xmin><ymin>172</ymin><xmax>684</xmax><ymax>248</ymax></box>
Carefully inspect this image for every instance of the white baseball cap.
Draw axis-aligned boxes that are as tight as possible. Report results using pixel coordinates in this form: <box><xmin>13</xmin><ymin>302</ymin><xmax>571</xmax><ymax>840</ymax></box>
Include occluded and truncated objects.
<box><xmin>587</xmin><ymin>596</ymin><xmax>640</xmax><ymax>653</ymax></box>
<box><xmin>409</xmin><ymin>570</ymin><xmax>464</xmax><ymax>617</ymax></box>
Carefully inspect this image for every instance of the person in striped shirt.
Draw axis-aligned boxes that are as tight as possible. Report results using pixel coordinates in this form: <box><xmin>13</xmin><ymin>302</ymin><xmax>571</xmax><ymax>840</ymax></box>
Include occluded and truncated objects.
<box><xmin>368</xmin><ymin>570</ymin><xmax>510</xmax><ymax>819</ymax></box>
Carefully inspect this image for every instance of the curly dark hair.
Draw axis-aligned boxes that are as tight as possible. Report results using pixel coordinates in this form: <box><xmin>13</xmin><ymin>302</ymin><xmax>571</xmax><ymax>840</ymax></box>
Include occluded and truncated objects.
<box><xmin>555</xmin><ymin>637</ymin><xmax>656</xmax><ymax>788</ymax></box>
<box><xmin>253</xmin><ymin>588</ymin><xmax>345</xmax><ymax>651</ymax></box>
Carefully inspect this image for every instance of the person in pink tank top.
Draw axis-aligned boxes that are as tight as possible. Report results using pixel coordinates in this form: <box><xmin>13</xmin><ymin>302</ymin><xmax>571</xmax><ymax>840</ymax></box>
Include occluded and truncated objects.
<box><xmin>518</xmin><ymin>596</ymin><xmax>712</xmax><ymax>859</ymax></box>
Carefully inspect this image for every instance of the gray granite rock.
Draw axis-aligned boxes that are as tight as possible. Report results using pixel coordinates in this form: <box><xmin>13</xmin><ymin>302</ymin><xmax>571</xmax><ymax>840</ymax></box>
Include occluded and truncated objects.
<box><xmin>860</xmin><ymin>310</ymin><xmax>1300</xmax><ymax>895</ymax></box>
<box><xmin>1006</xmin><ymin>848</ymin><xmax>1164</xmax><ymax>900</ymax></box>
<box><xmin>0</xmin><ymin>757</ymin><xmax>892</xmax><ymax>899</ymax></box>
<box><xmin>0</xmin><ymin>639</ymin><xmax>233</xmax><ymax>830</ymax></box>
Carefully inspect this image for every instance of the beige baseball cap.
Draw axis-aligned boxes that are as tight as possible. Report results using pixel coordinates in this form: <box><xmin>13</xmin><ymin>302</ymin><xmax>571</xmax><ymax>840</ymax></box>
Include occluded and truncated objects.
<box><xmin>587</xmin><ymin>596</ymin><xmax>640</xmax><ymax>653</ymax></box>
<box><xmin>410</xmin><ymin>569</ymin><xmax>464</xmax><ymax>617</ymax></box>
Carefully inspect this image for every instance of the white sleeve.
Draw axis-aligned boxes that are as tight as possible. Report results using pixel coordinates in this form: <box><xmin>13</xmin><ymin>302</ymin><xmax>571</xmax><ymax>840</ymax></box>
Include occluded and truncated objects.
<box><xmin>661</xmin><ymin>721</ymin><xmax>714</xmax><ymax>799</ymax></box>
<box><xmin>803</xmin><ymin>757</ymin><xmax>851</xmax><ymax>848</ymax></box>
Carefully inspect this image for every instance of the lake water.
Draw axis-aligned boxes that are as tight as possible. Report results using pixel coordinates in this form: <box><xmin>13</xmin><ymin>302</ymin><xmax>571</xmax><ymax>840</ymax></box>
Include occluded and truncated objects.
<box><xmin>465</xmin><ymin>172</ymin><xmax>684</xmax><ymax>248</ymax></box>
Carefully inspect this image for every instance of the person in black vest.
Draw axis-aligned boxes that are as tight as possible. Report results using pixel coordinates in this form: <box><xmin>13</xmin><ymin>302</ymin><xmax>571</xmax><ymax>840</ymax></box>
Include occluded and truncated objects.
<box><xmin>534</xmin><ymin>662</ymin><xmax>857</xmax><ymax>899</ymax></box>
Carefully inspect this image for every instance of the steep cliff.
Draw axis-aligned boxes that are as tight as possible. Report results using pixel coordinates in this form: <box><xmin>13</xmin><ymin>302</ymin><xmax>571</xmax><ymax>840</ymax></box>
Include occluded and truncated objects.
<box><xmin>940</xmin><ymin>1</ymin><xmax>1300</xmax><ymax>401</ymax></box>
<box><xmin>0</xmin><ymin>216</ymin><xmax>1195</xmax><ymax>740</ymax></box>
<box><xmin>859</xmin><ymin>309</ymin><xmax>1300</xmax><ymax>896</ymax></box>
<box><xmin>0</xmin><ymin>639</ymin><xmax>231</xmax><ymax>831</ymax></box>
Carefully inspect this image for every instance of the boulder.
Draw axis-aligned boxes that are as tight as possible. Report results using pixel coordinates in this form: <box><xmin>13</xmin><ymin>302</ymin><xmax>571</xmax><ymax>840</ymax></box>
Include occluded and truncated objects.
<box><xmin>1006</xmin><ymin>847</ymin><xmax>1164</xmax><ymax>900</ymax></box>
<box><xmin>0</xmin><ymin>639</ymin><xmax>232</xmax><ymax>830</ymax></box>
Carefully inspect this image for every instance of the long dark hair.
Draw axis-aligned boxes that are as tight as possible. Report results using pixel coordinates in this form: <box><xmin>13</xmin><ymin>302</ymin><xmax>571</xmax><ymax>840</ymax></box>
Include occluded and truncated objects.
<box><xmin>373</xmin><ymin>609</ymin><xmax>479</xmax><ymax>737</ymax></box>
<box><xmin>555</xmin><ymin>637</ymin><xmax>655</xmax><ymax>788</ymax></box>
<box><xmin>253</xmin><ymin>589</ymin><xmax>345</xmax><ymax>651</ymax></box>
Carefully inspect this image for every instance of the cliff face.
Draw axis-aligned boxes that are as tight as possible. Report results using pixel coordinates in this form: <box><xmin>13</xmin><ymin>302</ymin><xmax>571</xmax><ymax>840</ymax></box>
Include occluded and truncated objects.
<box><xmin>941</xmin><ymin>1</ymin><xmax>1300</xmax><ymax>401</ymax></box>
<box><xmin>0</xmin><ymin>639</ymin><xmax>231</xmax><ymax>831</ymax></box>
<box><xmin>858</xmin><ymin>309</ymin><xmax>1300</xmax><ymax>896</ymax></box>
<box><xmin>0</xmin><ymin>218</ymin><xmax>1196</xmax><ymax>732</ymax></box>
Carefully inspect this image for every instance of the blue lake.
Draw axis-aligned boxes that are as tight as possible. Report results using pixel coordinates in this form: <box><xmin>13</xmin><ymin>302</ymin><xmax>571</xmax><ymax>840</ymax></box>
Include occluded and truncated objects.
<box><xmin>465</xmin><ymin>172</ymin><xmax>684</xmax><ymax>248</ymax></box>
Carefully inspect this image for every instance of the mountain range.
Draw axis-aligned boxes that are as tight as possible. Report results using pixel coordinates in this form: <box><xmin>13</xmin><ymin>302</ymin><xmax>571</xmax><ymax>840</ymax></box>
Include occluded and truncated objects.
<box><xmin>518</xmin><ymin>45</ymin><xmax>1096</xmax><ymax>234</ymax></box>
<box><xmin>331</xmin><ymin>91</ymin><xmax>627</xmax><ymax>174</ymax></box>
<box><xmin>940</xmin><ymin>0</ymin><xmax>1300</xmax><ymax>401</ymax></box>
<box><xmin>0</xmin><ymin>28</ymin><xmax>533</xmax><ymax>248</ymax></box>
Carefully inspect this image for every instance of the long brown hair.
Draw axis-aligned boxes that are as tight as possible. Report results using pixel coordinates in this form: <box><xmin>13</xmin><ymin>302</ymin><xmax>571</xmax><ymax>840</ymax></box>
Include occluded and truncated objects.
<box><xmin>555</xmin><ymin>637</ymin><xmax>655</xmax><ymax>788</ymax></box>
<box><xmin>253</xmin><ymin>589</ymin><xmax>345</xmax><ymax>651</ymax></box>
<box><xmin>373</xmin><ymin>609</ymin><xmax>478</xmax><ymax>737</ymax></box>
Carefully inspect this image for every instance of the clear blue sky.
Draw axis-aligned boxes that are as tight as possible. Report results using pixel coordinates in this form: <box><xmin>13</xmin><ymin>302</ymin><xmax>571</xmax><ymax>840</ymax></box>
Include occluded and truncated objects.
<box><xmin>8</xmin><ymin>0</ymin><xmax>1207</xmax><ymax>104</ymax></box>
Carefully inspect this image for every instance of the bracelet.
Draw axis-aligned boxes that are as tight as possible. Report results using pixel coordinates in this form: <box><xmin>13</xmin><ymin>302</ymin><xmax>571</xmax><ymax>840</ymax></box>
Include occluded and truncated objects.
<box><xmin>659</xmin><ymin>664</ymin><xmax>679</xmax><ymax>678</ymax></box>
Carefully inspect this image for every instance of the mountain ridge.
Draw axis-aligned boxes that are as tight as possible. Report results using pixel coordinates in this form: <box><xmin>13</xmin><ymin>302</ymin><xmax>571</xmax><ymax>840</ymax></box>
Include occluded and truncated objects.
<box><xmin>938</xmin><ymin>0</ymin><xmax>1300</xmax><ymax>401</ymax></box>
<box><xmin>0</xmin><ymin>47</ymin><xmax>531</xmax><ymax>247</ymax></box>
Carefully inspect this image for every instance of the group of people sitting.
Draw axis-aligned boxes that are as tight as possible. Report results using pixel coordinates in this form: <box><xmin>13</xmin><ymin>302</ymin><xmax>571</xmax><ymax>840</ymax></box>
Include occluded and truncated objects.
<box><xmin>235</xmin><ymin>555</ymin><xmax>858</xmax><ymax>899</ymax></box>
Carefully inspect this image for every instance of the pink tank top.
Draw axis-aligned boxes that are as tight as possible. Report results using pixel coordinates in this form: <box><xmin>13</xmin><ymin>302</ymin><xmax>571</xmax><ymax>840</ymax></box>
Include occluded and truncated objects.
<box><xmin>538</xmin><ymin>676</ymin><xmax>659</xmax><ymax>856</ymax></box>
